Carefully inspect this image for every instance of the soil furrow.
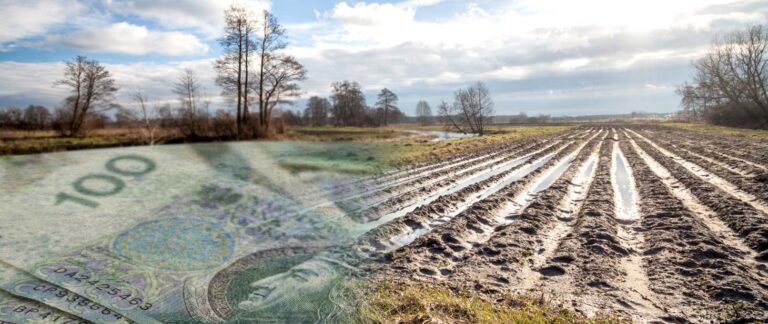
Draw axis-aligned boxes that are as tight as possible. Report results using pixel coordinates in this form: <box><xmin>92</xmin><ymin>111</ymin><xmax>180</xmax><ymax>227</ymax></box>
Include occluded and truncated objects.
<box><xmin>649</xmin><ymin>126</ymin><xmax>768</xmax><ymax>166</ymax></box>
<box><xmin>354</xmin><ymin>135</ymin><xmax>599</xmax><ymax>257</ymax></box>
<box><xmin>288</xmin><ymin>136</ymin><xmax>566</xmax><ymax>224</ymax></box>
<box><xmin>610</xmin><ymin>136</ymin><xmax>666</xmax><ymax>322</ymax></box>
<box><xmin>667</xmin><ymin>139</ymin><xmax>763</xmax><ymax>177</ymax></box>
<box><xmin>362</xmin><ymin>137</ymin><xmax>548</xmax><ymax>190</ymax></box>
<box><xmin>624</xmin><ymin>130</ymin><xmax>767</xmax><ymax>276</ymax></box>
<box><xmin>447</xmin><ymin>133</ymin><xmax>605</xmax><ymax>295</ymax></box>
<box><xmin>640</xmin><ymin>131</ymin><xmax>768</xmax><ymax>204</ymax></box>
<box><xmin>380</xmin><ymin>132</ymin><xmax>596</xmax><ymax>283</ymax></box>
<box><xmin>628</xmin><ymin>129</ymin><xmax>768</xmax><ymax>215</ymax></box>
<box><xmin>354</xmin><ymin>139</ymin><xmax>577</xmax><ymax>222</ymax></box>
<box><xmin>308</xmin><ymin>135</ymin><xmax>548</xmax><ymax>201</ymax></box>
<box><xmin>351</xmin><ymin>125</ymin><xmax>768</xmax><ymax>323</ymax></box>
<box><xmin>338</xmin><ymin>137</ymin><xmax>560</xmax><ymax>216</ymax></box>
<box><xmin>626</xmin><ymin>130</ymin><xmax>768</xmax><ymax>261</ymax></box>
<box><xmin>327</xmin><ymin>130</ymin><xmax>579</xmax><ymax>198</ymax></box>
<box><xmin>621</xmin><ymin>133</ymin><xmax>768</xmax><ymax>322</ymax></box>
<box><xmin>532</xmin><ymin>140</ymin><xmax>631</xmax><ymax>318</ymax></box>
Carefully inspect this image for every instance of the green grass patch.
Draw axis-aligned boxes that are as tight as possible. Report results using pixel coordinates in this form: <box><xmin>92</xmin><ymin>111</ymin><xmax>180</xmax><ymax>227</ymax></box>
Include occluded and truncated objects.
<box><xmin>347</xmin><ymin>281</ymin><xmax>624</xmax><ymax>324</ymax></box>
<box><xmin>662</xmin><ymin>122</ymin><xmax>768</xmax><ymax>138</ymax></box>
<box><xmin>260</xmin><ymin>141</ymin><xmax>391</xmax><ymax>175</ymax></box>
<box><xmin>265</xmin><ymin>125</ymin><xmax>575</xmax><ymax>174</ymax></box>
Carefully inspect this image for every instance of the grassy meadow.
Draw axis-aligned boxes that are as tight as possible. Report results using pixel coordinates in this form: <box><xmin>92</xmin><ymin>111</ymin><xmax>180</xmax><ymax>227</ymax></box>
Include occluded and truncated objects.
<box><xmin>0</xmin><ymin>125</ymin><xmax>575</xmax><ymax>171</ymax></box>
<box><xmin>662</xmin><ymin>122</ymin><xmax>768</xmax><ymax>138</ymax></box>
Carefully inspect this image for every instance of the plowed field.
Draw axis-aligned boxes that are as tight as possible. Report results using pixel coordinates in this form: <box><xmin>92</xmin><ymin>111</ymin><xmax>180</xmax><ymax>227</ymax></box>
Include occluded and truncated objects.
<box><xmin>334</xmin><ymin>126</ymin><xmax>768</xmax><ymax>322</ymax></box>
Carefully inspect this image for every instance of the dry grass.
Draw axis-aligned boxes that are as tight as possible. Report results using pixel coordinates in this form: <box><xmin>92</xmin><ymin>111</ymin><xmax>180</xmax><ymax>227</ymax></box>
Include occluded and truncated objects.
<box><xmin>347</xmin><ymin>281</ymin><xmax>625</xmax><ymax>324</ymax></box>
<box><xmin>284</xmin><ymin>126</ymin><xmax>408</xmax><ymax>141</ymax></box>
<box><xmin>0</xmin><ymin>125</ymin><xmax>574</xmax><ymax>165</ymax></box>
<box><xmin>282</xmin><ymin>125</ymin><xmax>575</xmax><ymax>167</ymax></box>
<box><xmin>383</xmin><ymin>125</ymin><xmax>576</xmax><ymax>167</ymax></box>
<box><xmin>0</xmin><ymin>128</ymin><xmax>183</xmax><ymax>155</ymax></box>
<box><xmin>662</xmin><ymin>122</ymin><xmax>768</xmax><ymax>138</ymax></box>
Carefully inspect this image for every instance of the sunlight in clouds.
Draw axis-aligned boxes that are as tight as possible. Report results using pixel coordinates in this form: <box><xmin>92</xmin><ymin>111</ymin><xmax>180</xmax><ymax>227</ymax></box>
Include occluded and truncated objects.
<box><xmin>0</xmin><ymin>0</ymin><xmax>766</xmax><ymax>115</ymax></box>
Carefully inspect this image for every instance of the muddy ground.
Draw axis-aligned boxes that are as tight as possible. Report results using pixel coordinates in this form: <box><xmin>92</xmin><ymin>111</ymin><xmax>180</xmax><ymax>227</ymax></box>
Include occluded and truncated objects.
<box><xmin>319</xmin><ymin>125</ymin><xmax>768</xmax><ymax>322</ymax></box>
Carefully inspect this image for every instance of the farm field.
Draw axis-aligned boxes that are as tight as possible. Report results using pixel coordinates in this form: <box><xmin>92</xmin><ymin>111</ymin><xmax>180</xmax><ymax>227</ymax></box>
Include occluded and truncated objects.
<box><xmin>329</xmin><ymin>124</ymin><xmax>768</xmax><ymax>322</ymax></box>
<box><xmin>1</xmin><ymin>124</ymin><xmax>767</xmax><ymax>323</ymax></box>
<box><xmin>4</xmin><ymin>1</ymin><xmax>768</xmax><ymax>322</ymax></box>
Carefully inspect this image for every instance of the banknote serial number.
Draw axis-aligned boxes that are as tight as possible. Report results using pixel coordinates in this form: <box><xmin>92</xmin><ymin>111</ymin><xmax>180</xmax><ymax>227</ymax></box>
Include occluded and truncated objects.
<box><xmin>55</xmin><ymin>155</ymin><xmax>156</xmax><ymax>208</ymax></box>
<box><xmin>10</xmin><ymin>305</ymin><xmax>87</xmax><ymax>324</ymax></box>
<box><xmin>52</xmin><ymin>267</ymin><xmax>153</xmax><ymax>312</ymax></box>
<box><xmin>31</xmin><ymin>282</ymin><xmax>138</xmax><ymax>323</ymax></box>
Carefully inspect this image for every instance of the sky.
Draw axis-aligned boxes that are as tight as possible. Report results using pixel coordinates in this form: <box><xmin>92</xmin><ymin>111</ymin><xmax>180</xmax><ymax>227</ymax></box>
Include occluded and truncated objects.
<box><xmin>0</xmin><ymin>0</ymin><xmax>766</xmax><ymax>117</ymax></box>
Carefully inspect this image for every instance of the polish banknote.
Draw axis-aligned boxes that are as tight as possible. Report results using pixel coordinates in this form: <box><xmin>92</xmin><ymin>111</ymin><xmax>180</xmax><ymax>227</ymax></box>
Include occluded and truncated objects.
<box><xmin>0</xmin><ymin>141</ymin><xmax>394</xmax><ymax>323</ymax></box>
<box><xmin>0</xmin><ymin>289</ymin><xmax>88</xmax><ymax>324</ymax></box>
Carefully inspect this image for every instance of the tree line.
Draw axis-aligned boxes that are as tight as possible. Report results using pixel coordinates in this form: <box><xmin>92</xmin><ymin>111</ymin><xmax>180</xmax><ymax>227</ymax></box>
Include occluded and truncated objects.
<box><xmin>1</xmin><ymin>1</ymin><xmax>499</xmax><ymax>140</ymax></box>
<box><xmin>0</xmin><ymin>3</ymin><xmax>307</xmax><ymax>142</ymax></box>
<box><xmin>0</xmin><ymin>105</ymin><xmax>53</xmax><ymax>131</ymax></box>
<box><xmin>677</xmin><ymin>24</ymin><xmax>768</xmax><ymax>129</ymax></box>
<box><xmin>286</xmin><ymin>82</ymin><xmax>406</xmax><ymax>127</ymax></box>
<box><xmin>284</xmin><ymin>81</ymin><xmax>495</xmax><ymax>136</ymax></box>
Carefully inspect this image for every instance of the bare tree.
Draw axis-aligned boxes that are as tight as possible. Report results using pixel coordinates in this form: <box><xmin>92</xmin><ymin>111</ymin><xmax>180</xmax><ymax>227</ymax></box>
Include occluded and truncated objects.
<box><xmin>678</xmin><ymin>24</ymin><xmax>768</xmax><ymax>128</ymax></box>
<box><xmin>215</xmin><ymin>3</ymin><xmax>256</xmax><ymax>138</ymax></box>
<box><xmin>259</xmin><ymin>55</ymin><xmax>307</xmax><ymax>132</ymax></box>
<box><xmin>173</xmin><ymin>68</ymin><xmax>207</xmax><ymax>138</ymax></box>
<box><xmin>212</xmin><ymin>109</ymin><xmax>237</xmax><ymax>138</ymax></box>
<box><xmin>23</xmin><ymin>105</ymin><xmax>50</xmax><ymax>130</ymax></box>
<box><xmin>0</xmin><ymin>106</ymin><xmax>23</xmax><ymax>129</ymax></box>
<box><xmin>330</xmin><ymin>81</ymin><xmax>368</xmax><ymax>126</ymax></box>
<box><xmin>437</xmin><ymin>100</ymin><xmax>461</xmax><ymax>132</ymax></box>
<box><xmin>252</xmin><ymin>10</ymin><xmax>307</xmax><ymax>133</ymax></box>
<box><xmin>131</xmin><ymin>88</ymin><xmax>161</xmax><ymax>145</ymax></box>
<box><xmin>510</xmin><ymin>112</ymin><xmax>529</xmax><ymax>124</ymax></box>
<box><xmin>216</xmin><ymin>8</ymin><xmax>306</xmax><ymax>136</ymax></box>
<box><xmin>280</xmin><ymin>109</ymin><xmax>303</xmax><ymax>126</ymax></box>
<box><xmin>255</xmin><ymin>10</ymin><xmax>285</xmax><ymax>130</ymax></box>
<box><xmin>439</xmin><ymin>82</ymin><xmax>494</xmax><ymax>135</ymax></box>
<box><xmin>375</xmin><ymin>88</ymin><xmax>398</xmax><ymax>126</ymax></box>
<box><xmin>415</xmin><ymin>100</ymin><xmax>432</xmax><ymax>126</ymax></box>
<box><xmin>54</xmin><ymin>55</ymin><xmax>118</xmax><ymax>136</ymax></box>
<box><xmin>304</xmin><ymin>96</ymin><xmax>331</xmax><ymax>126</ymax></box>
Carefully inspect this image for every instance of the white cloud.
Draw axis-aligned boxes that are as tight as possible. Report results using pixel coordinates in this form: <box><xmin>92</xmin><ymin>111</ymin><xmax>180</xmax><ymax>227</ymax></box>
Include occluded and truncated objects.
<box><xmin>0</xmin><ymin>62</ymin><xmax>67</xmax><ymax>102</ymax></box>
<box><xmin>280</xmin><ymin>0</ymin><xmax>768</xmax><ymax>115</ymax></box>
<box><xmin>2</xmin><ymin>0</ymin><xmax>768</xmax><ymax>116</ymax></box>
<box><xmin>43</xmin><ymin>22</ymin><xmax>209</xmax><ymax>56</ymax></box>
<box><xmin>0</xmin><ymin>59</ymin><xmax>222</xmax><ymax>109</ymax></box>
<box><xmin>0</xmin><ymin>0</ymin><xmax>84</xmax><ymax>43</ymax></box>
<box><xmin>513</xmin><ymin>0</ymin><xmax>759</xmax><ymax>32</ymax></box>
<box><xmin>402</xmin><ymin>0</ymin><xmax>444</xmax><ymax>8</ymax></box>
<box><xmin>483</xmin><ymin>66</ymin><xmax>531</xmax><ymax>81</ymax></box>
<box><xmin>331</xmin><ymin>2</ymin><xmax>415</xmax><ymax>26</ymax></box>
<box><xmin>105</xmin><ymin>0</ymin><xmax>271</xmax><ymax>38</ymax></box>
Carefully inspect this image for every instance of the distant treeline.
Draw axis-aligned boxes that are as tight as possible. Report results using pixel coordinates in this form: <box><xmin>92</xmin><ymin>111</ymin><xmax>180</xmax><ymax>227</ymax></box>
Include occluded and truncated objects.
<box><xmin>287</xmin><ymin>82</ymin><xmax>498</xmax><ymax>136</ymax></box>
<box><xmin>0</xmin><ymin>3</ymin><xmax>308</xmax><ymax>143</ymax></box>
<box><xmin>282</xmin><ymin>81</ymin><xmax>407</xmax><ymax>127</ymax></box>
<box><xmin>493</xmin><ymin>111</ymin><xmax>670</xmax><ymax>124</ymax></box>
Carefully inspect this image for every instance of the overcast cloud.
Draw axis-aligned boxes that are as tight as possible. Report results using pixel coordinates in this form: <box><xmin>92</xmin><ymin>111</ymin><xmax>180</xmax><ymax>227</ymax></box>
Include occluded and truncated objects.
<box><xmin>0</xmin><ymin>0</ymin><xmax>766</xmax><ymax>116</ymax></box>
